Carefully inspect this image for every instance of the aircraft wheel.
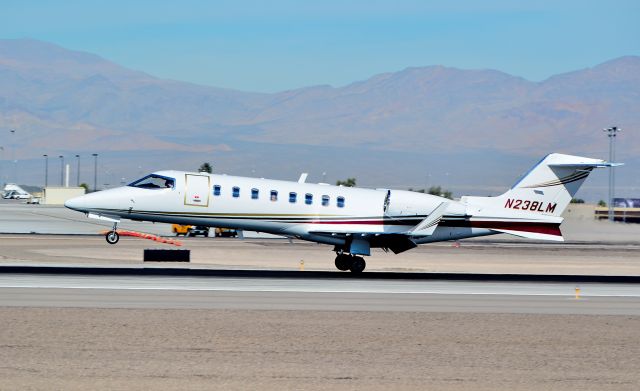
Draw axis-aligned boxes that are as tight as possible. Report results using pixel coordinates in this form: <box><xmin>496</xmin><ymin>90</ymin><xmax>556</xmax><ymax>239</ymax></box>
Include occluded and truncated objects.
<box><xmin>349</xmin><ymin>256</ymin><xmax>366</xmax><ymax>273</ymax></box>
<box><xmin>334</xmin><ymin>254</ymin><xmax>352</xmax><ymax>271</ymax></box>
<box><xmin>106</xmin><ymin>231</ymin><xmax>120</xmax><ymax>245</ymax></box>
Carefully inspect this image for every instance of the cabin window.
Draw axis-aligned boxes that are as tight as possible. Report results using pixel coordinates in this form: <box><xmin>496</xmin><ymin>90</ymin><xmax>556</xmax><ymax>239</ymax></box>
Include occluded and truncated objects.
<box><xmin>289</xmin><ymin>192</ymin><xmax>297</xmax><ymax>203</ymax></box>
<box><xmin>232</xmin><ymin>186</ymin><xmax>240</xmax><ymax>198</ymax></box>
<box><xmin>128</xmin><ymin>174</ymin><xmax>175</xmax><ymax>190</ymax></box>
<box><xmin>270</xmin><ymin>190</ymin><xmax>278</xmax><ymax>201</ymax></box>
<box><xmin>321</xmin><ymin>195</ymin><xmax>330</xmax><ymax>206</ymax></box>
<box><xmin>213</xmin><ymin>185</ymin><xmax>221</xmax><ymax>196</ymax></box>
<box><xmin>251</xmin><ymin>188</ymin><xmax>259</xmax><ymax>199</ymax></box>
<box><xmin>305</xmin><ymin>193</ymin><xmax>313</xmax><ymax>205</ymax></box>
<box><xmin>337</xmin><ymin>196</ymin><xmax>345</xmax><ymax>208</ymax></box>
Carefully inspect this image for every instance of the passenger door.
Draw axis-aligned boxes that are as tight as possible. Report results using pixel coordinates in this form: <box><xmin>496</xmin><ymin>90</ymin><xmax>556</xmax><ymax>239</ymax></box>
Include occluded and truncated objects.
<box><xmin>184</xmin><ymin>174</ymin><xmax>210</xmax><ymax>207</ymax></box>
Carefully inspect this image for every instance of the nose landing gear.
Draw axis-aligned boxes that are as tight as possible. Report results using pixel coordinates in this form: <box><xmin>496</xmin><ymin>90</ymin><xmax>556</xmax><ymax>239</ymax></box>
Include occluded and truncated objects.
<box><xmin>106</xmin><ymin>222</ymin><xmax>119</xmax><ymax>244</ymax></box>
<box><xmin>334</xmin><ymin>253</ymin><xmax>366</xmax><ymax>273</ymax></box>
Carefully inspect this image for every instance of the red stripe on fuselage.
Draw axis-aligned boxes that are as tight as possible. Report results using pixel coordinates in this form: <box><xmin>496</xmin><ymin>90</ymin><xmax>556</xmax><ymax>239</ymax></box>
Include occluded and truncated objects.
<box><xmin>306</xmin><ymin>219</ymin><xmax>561</xmax><ymax>236</ymax></box>
<box><xmin>439</xmin><ymin>219</ymin><xmax>561</xmax><ymax>236</ymax></box>
<box><xmin>467</xmin><ymin>221</ymin><xmax>562</xmax><ymax>236</ymax></box>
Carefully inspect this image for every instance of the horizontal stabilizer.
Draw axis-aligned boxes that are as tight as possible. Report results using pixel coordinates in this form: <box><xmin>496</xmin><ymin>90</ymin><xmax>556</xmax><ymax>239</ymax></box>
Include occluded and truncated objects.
<box><xmin>467</xmin><ymin>214</ymin><xmax>564</xmax><ymax>242</ymax></box>
<box><xmin>490</xmin><ymin>228</ymin><xmax>564</xmax><ymax>242</ymax></box>
<box><xmin>548</xmin><ymin>162</ymin><xmax>623</xmax><ymax>168</ymax></box>
<box><xmin>409</xmin><ymin>202</ymin><xmax>448</xmax><ymax>236</ymax></box>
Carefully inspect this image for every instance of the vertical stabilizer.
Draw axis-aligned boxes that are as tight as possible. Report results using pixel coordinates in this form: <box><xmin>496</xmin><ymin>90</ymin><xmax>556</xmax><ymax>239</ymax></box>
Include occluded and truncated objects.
<box><xmin>459</xmin><ymin>153</ymin><xmax>619</xmax><ymax>241</ymax></box>
<box><xmin>462</xmin><ymin>153</ymin><xmax>616</xmax><ymax>217</ymax></box>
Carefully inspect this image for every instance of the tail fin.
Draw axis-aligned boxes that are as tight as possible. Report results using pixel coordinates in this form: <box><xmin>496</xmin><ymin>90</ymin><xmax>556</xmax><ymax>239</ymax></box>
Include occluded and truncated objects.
<box><xmin>461</xmin><ymin>153</ymin><xmax>620</xmax><ymax>241</ymax></box>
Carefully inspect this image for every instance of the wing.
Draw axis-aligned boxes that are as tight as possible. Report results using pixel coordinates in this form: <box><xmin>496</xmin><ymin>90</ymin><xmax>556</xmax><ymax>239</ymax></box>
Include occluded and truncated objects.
<box><xmin>308</xmin><ymin>202</ymin><xmax>449</xmax><ymax>254</ymax></box>
<box><xmin>308</xmin><ymin>231</ymin><xmax>418</xmax><ymax>254</ymax></box>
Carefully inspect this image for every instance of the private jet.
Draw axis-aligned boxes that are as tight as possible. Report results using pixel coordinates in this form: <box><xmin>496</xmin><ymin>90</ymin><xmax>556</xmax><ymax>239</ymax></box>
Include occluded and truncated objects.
<box><xmin>2</xmin><ymin>183</ymin><xmax>33</xmax><ymax>200</ymax></box>
<box><xmin>65</xmin><ymin>153</ymin><xmax>618</xmax><ymax>272</ymax></box>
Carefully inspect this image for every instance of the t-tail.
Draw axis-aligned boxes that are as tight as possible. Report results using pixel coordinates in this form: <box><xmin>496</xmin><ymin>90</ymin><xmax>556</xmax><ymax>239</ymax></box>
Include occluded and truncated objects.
<box><xmin>461</xmin><ymin>153</ymin><xmax>621</xmax><ymax>241</ymax></box>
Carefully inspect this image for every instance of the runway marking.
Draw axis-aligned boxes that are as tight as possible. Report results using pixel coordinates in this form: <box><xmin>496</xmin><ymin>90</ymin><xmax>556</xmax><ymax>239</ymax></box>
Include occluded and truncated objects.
<box><xmin>3</xmin><ymin>286</ymin><xmax>640</xmax><ymax>297</ymax></box>
<box><xmin>1</xmin><ymin>276</ymin><xmax>639</xmax><ymax>297</ymax></box>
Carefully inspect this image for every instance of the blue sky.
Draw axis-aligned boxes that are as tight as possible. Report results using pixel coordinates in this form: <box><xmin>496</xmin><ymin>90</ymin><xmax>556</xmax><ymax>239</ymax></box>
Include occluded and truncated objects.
<box><xmin>1</xmin><ymin>0</ymin><xmax>639</xmax><ymax>92</ymax></box>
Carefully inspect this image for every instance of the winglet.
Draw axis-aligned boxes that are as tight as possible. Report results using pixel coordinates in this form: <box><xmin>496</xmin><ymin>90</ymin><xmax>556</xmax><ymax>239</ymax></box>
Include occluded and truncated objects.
<box><xmin>409</xmin><ymin>202</ymin><xmax>448</xmax><ymax>236</ymax></box>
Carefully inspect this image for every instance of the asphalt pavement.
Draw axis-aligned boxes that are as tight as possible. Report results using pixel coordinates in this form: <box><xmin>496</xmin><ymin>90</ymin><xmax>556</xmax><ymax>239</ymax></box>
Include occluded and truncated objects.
<box><xmin>1</xmin><ymin>273</ymin><xmax>639</xmax><ymax>315</ymax></box>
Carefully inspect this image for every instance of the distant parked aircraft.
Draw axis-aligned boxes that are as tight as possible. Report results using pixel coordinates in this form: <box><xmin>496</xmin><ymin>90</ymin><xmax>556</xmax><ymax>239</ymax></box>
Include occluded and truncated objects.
<box><xmin>65</xmin><ymin>153</ymin><xmax>619</xmax><ymax>272</ymax></box>
<box><xmin>2</xmin><ymin>183</ymin><xmax>32</xmax><ymax>200</ymax></box>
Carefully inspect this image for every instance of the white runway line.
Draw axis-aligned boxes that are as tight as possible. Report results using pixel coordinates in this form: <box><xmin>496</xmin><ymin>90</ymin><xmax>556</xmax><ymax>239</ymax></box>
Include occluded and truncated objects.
<box><xmin>1</xmin><ymin>274</ymin><xmax>639</xmax><ymax>297</ymax></box>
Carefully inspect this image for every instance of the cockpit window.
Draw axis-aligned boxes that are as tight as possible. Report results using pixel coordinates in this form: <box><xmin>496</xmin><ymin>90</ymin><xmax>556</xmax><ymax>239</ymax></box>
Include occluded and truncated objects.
<box><xmin>128</xmin><ymin>174</ymin><xmax>175</xmax><ymax>189</ymax></box>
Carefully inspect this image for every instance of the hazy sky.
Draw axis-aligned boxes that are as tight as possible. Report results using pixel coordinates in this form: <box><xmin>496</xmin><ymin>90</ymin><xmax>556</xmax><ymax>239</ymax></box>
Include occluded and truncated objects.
<box><xmin>1</xmin><ymin>0</ymin><xmax>639</xmax><ymax>92</ymax></box>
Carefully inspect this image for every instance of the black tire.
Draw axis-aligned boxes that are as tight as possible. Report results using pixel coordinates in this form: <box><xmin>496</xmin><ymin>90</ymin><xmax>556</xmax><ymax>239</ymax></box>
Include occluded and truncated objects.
<box><xmin>334</xmin><ymin>254</ymin><xmax>352</xmax><ymax>271</ymax></box>
<box><xmin>105</xmin><ymin>231</ymin><xmax>119</xmax><ymax>245</ymax></box>
<box><xmin>349</xmin><ymin>256</ymin><xmax>366</xmax><ymax>273</ymax></box>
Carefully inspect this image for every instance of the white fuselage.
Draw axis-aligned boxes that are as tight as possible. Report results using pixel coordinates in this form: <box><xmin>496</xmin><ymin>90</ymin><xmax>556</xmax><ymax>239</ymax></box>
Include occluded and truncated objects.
<box><xmin>64</xmin><ymin>170</ymin><xmax>489</xmax><ymax>250</ymax></box>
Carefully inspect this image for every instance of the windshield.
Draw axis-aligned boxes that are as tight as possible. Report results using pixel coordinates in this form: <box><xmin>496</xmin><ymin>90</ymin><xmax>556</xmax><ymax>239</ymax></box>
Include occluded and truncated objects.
<box><xmin>128</xmin><ymin>174</ymin><xmax>175</xmax><ymax>189</ymax></box>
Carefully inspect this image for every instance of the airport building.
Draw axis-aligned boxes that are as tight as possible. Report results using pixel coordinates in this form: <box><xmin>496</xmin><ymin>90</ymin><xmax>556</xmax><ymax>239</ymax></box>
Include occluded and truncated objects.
<box><xmin>42</xmin><ymin>186</ymin><xmax>86</xmax><ymax>205</ymax></box>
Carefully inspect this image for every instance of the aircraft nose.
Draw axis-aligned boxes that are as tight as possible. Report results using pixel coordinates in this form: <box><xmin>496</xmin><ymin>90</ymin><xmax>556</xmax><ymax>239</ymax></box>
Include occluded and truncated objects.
<box><xmin>64</xmin><ymin>194</ymin><xmax>89</xmax><ymax>212</ymax></box>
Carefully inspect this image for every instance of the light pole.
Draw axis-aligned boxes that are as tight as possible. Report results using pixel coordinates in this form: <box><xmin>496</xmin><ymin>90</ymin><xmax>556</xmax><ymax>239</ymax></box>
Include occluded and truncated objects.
<box><xmin>59</xmin><ymin>155</ymin><xmax>64</xmax><ymax>186</ymax></box>
<box><xmin>10</xmin><ymin>129</ymin><xmax>15</xmax><ymax>183</ymax></box>
<box><xmin>75</xmin><ymin>154</ymin><xmax>80</xmax><ymax>187</ymax></box>
<box><xmin>92</xmin><ymin>153</ymin><xmax>98</xmax><ymax>192</ymax></box>
<box><xmin>43</xmin><ymin>154</ymin><xmax>48</xmax><ymax>187</ymax></box>
<box><xmin>0</xmin><ymin>145</ymin><xmax>4</xmax><ymax>184</ymax></box>
<box><xmin>603</xmin><ymin>126</ymin><xmax>622</xmax><ymax>221</ymax></box>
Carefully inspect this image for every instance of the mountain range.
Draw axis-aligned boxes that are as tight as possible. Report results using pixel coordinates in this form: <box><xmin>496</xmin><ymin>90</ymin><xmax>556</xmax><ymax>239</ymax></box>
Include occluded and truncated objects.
<box><xmin>0</xmin><ymin>39</ymin><xmax>638</xmax><ymax>199</ymax></box>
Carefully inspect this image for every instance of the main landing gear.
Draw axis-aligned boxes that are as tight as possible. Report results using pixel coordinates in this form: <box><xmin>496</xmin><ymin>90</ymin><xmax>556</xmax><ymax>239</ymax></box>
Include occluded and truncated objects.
<box><xmin>335</xmin><ymin>253</ymin><xmax>366</xmax><ymax>273</ymax></box>
<box><xmin>106</xmin><ymin>222</ymin><xmax>119</xmax><ymax>245</ymax></box>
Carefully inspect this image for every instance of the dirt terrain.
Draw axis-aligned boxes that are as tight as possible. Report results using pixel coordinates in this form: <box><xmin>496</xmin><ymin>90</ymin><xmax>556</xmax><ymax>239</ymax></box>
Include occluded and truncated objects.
<box><xmin>1</xmin><ymin>308</ymin><xmax>638</xmax><ymax>391</ymax></box>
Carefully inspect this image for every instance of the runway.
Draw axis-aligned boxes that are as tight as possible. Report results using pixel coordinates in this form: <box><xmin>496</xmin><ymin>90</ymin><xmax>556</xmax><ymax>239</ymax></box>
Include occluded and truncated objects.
<box><xmin>2</xmin><ymin>269</ymin><xmax>639</xmax><ymax>390</ymax></box>
<box><xmin>2</xmin><ymin>273</ymin><xmax>639</xmax><ymax>315</ymax></box>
